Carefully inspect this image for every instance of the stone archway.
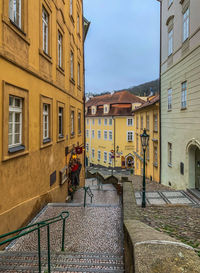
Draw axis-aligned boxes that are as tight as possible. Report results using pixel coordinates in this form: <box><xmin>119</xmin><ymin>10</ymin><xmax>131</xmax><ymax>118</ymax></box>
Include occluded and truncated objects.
<box><xmin>186</xmin><ymin>139</ymin><xmax>200</xmax><ymax>190</ymax></box>
<box><xmin>125</xmin><ymin>153</ymin><xmax>134</xmax><ymax>168</ymax></box>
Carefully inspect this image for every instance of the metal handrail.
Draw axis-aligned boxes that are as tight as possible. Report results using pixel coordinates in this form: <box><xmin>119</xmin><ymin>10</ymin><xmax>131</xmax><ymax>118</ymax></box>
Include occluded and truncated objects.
<box><xmin>83</xmin><ymin>186</ymin><xmax>94</xmax><ymax>207</ymax></box>
<box><xmin>0</xmin><ymin>211</ymin><xmax>69</xmax><ymax>273</ymax></box>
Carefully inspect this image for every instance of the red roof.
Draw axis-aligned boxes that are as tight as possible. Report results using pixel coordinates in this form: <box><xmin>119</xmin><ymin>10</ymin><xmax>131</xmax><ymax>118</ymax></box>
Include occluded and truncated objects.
<box><xmin>132</xmin><ymin>95</ymin><xmax>160</xmax><ymax>112</ymax></box>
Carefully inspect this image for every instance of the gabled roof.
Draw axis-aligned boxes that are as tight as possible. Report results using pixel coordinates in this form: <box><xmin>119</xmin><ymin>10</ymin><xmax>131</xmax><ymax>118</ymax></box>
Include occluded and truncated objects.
<box><xmin>132</xmin><ymin>95</ymin><xmax>160</xmax><ymax>112</ymax></box>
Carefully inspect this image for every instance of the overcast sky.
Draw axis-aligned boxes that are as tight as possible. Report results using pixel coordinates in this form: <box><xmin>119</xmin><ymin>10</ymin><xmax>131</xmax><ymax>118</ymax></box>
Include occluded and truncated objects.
<box><xmin>83</xmin><ymin>0</ymin><xmax>160</xmax><ymax>94</ymax></box>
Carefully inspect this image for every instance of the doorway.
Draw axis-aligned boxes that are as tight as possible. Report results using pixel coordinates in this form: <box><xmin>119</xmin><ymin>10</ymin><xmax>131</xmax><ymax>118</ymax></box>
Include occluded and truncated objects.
<box><xmin>125</xmin><ymin>154</ymin><xmax>134</xmax><ymax>169</ymax></box>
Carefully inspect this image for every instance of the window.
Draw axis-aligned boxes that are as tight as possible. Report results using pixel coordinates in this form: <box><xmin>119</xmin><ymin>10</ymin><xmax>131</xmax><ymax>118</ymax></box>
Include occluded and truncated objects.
<box><xmin>154</xmin><ymin>114</ymin><xmax>158</xmax><ymax>132</ymax></box>
<box><xmin>71</xmin><ymin>110</ymin><xmax>75</xmax><ymax>136</ymax></box>
<box><xmin>9</xmin><ymin>0</ymin><xmax>21</xmax><ymax>28</ymax></box>
<box><xmin>91</xmin><ymin>106</ymin><xmax>96</xmax><ymax>115</ymax></box>
<box><xmin>86</xmin><ymin>143</ymin><xmax>89</xmax><ymax>152</ymax></box>
<box><xmin>146</xmin><ymin>115</ymin><xmax>149</xmax><ymax>130</ymax></box>
<box><xmin>58</xmin><ymin>107</ymin><xmax>63</xmax><ymax>137</ymax></box>
<box><xmin>92</xmin><ymin>149</ymin><xmax>95</xmax><ymax>158</ymax></box>
<box><xmin>104</xmin><ymin>118</ymin><xmax>107</xmax><ymax>125</ymax></box>
<box><xmin>168</xmin><ymin>29</ymin><xmax>173</xmax><ymax>56</ymax></box>
<box><xmin>98</xmin><ymin>130</ymin><xmax>101</xmax><ymax>139</ymax></box>
<box><xmin>98</xmin><ymin>118</ymin><xmax>101</xmax><ymax>125</ymax></box>
<box><xmin>109</xmin><ymin>118</ymin><xmax>112</xmax><ymax>126</ymax></box>
<box><xmin>154</xmin><ymin>146</ymin><xmax>158</xmax><ymax>165</ymax></box>
<box><xmin>109</xmin><ymin>152</ymin><xmax>112</xmax><ymax>164</ymax></box>
<box><xmin>42</xmin><ymin>7</ymin><xmax>49</xmax><ymax>54</ymax></box>
<box><xmin>9</xmin><ymin>96</ymin><xmax>22</xmax><ymax>148</ymax></box>
<box><xmin>58</xmin><ymin>31</ymin><xmax>63</xmax><ymax>68</ymax></box>
<box><xmin>43</xmin><ymin>104</ymin><xmax>50</xmax><ymax>140</ymax></box>
<box><xmin>136</xmin><ymin>135</ymin><xmax>139</xmax><ymax>152</ymax></box>
<box><xmin>70</xmin><ymin>51</ymin><xmax>74</xmax><ymax>80</ymax></box>
<box><xmin>98</xmin><ymin>150</ymin><xmax>101</xmax><ymax>161</ymax></box>
<box><xmin>92</xmin><ymin>130</ymin><xmax>95</xmax><ymax>138</ymax></box>
<box><xmin>168</xmin><ymin>142</ymin><xmax>172</xmax><ymax>166</ymax></box>
<box><xmin>92</xmin><ymin>119</ymin><xmax>95</xmax><ymax>125</ymax></box>
<box><xmin>136</xmin><ymin>116</ymin><xmax>139</xmax><ymax>129</ymax></box>
<box><xmin>183</xmin><ymin>8</ymin><xmax>189</xmax><ymax>42</ymax></box>
<box><xmin>70</xmin><ymin>0</ymin><xmax>73</xmax><ymax>16</ymax></box>
<box><xmin>141</xmin><ymin>116</ymin><xmax>143</xmax><ymax>129</ymax></box>
<box><xmin>168</xmin><ymin>89</ymin><xmax>172</xmax><ymax>110</ymax></box>
<box><xmin>77</xmin><ymin>14</ymin><xmax>80</xmax><ymax>34</ymax></box>
<box><xmin>104</xmin><ymin>151</ymin><xmax>107</xmax><ymax>162</ymax></box>
<box><xmin>86</xmin><ymin>119</ymin><xmax>89</xmax><ymax>125</ymax></box>
<box><xmin>109</xmin><ymin>131</ymin><xmax>112</xmax><ymax>141</ymax></box>
<box><xmin>78</xmin><ymin>62</ymin><xmax>80</xmax><ymax>87</ymax></box>
<box><xmin>104</xmin><ymin>130</ymin><xmax>107</xmax><ymax>140</ymax></box>
<box><xmin>181</xmin><ymin>81</ymin><xmax>187</xmax><ymax>109</ymax></box>
<box><xmin>86</xmin><ymin>129</ymin><xmax>89</xmax><ymax>138</ymax></box>
<box><xmin>127</xmin><ymin>131</ymin><xmax>134</xmax><ymax>142</ymax></box>
<box><xmin>78</xmin><ymin>112</ymin><xmax>81</xmax><ymax>134</ymax></box>
<box><xmin>147</xmin><ymin>145</ymin><xmax>150</xmax><ymax>160</ymax></box>
<box><xmin>127</xmin><ymin>118</ymin><xmax>133</xmax><ymax>126</ymax></box>
<box><xmin>104</xmin><ymin>105</ymin><xmax>109</xmax><ymax>114</ymax></box>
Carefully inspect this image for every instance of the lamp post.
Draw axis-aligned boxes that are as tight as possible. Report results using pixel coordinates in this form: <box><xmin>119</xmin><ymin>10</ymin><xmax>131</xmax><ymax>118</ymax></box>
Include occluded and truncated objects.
<box><xmin>140</xmin><ymin>129</ymin><xmax>149</xmax><ymax>208</ymax></box>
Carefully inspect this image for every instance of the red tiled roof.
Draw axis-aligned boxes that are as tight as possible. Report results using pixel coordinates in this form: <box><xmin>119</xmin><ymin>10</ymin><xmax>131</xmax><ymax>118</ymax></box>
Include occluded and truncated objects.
<box><xmin>132</xmin><ymin>95</ymin><xmax>160</xmax><ymax>112</ymax></box>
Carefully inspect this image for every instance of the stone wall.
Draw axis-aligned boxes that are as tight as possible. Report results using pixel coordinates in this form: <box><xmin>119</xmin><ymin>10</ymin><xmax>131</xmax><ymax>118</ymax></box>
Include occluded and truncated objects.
<box><xmin>123</xmin><ymin>182</ymin><xmax>200</xmax><ymax>273</ymax></box>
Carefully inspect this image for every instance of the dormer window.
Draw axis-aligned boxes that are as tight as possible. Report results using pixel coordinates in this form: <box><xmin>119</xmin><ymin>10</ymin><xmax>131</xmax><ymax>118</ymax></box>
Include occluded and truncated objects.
<box><xmin>104</xmin><ymin>104</ymin><xmax>109</xmax><ymax>114</ymax></box>
<box><xmin>91</xmin><ymin>106</ymin><xmax>96</xmax><ymax>115</ymax></box>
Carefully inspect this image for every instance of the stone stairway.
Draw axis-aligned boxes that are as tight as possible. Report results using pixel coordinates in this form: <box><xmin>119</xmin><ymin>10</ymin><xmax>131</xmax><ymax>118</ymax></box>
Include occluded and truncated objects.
<box><xmin>0</xmin><ymin>251</ymin><xmax>124</xmax><ymax>272</ymax></box>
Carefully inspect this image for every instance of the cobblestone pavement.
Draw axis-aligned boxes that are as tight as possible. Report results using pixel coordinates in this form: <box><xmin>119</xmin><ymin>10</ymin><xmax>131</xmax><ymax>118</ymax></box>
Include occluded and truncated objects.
<box><xmin>8</xmin><ymin>180</ymin><xmax>123</xmax><ymax>256</ymax></box>
<box><xmin>131</xmin><ymin>175</ymin><xmax>200</xmax><ymax>257</ymax></box>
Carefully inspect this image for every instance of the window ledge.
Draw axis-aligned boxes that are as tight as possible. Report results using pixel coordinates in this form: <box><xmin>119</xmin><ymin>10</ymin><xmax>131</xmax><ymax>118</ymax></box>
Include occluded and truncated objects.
<box><xmin>181</xmin><ymin>106</ymin><xmax>187</xmax><ymax>110</ymax></box>
<box><xmin>70</xmin><ymin>133</ymin><xmax>75</xmax><ymax>139</ymax></box>
<box><xmin>77</xmin><ymin>85</ymin><xmax>81</xmax><ymax>91</ymax></box>
<box><xmin>43</xmin><ymin>138</ymin><xmax>51</xmax><ymax>144</ymax></box>
<box><xmin>153</xmin><ymin>162</ymin><xmax>158</xmax><ymax>168</ymax></box>
<box><xmin>8</xmin><ymin>145</ymin><xmax>25</xmax><ymax>154</ymax></box>
<box><xmin>57</xmin><ymin>136</ymin><xmax>65</xmax><ymax>143</ymax></box>
<box><xmin>168</xmin><ymin>163</ymin><xmax>172</xmax><ymax>168</ymax></box>
<box><xmin>3</xmin><ymin>150</ymin><xmax>29</xmax><ymax>162</ymax></box>
<box><xmin>70</xmin><ymin>78</ymin><xmax>75</xmax><ymax>85</ymax></box>
<box><xmin>39</xmin><ymin>49</ymin><xmax>52</xmax><ymax>64</ymax></box>
<box><xmin>154</xmin><ymin>130</ymin><xmax>158</xmax><ymax>133</ymax></box>
<box><xmin>168</xmin><ymin>109</ymin><xmax>172</xmax><ymax>112</ymax></box>
<box><xmin>56</xmin><ymin>66</ymin><xmax>65</xmax><ymax>76</ymax></box>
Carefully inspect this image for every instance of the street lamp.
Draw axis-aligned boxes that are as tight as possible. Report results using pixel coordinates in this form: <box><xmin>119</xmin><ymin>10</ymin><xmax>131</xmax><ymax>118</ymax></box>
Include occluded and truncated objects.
<box><xmin>140</xmin><ymin>129</ymin><xmax>149</xmax><ymax>208</ymax></box>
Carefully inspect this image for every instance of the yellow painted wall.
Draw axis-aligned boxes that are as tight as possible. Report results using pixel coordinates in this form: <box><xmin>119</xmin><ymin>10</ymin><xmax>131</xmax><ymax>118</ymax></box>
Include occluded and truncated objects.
<box><xmin>133</xmin><ymin>103</ymin><xmax>160</xmax><ymax>183</ymax></box>
<box><xmin>0</xmin><ymin>0</ymin><xmax>85</xmax><ymax>235</ymax></box>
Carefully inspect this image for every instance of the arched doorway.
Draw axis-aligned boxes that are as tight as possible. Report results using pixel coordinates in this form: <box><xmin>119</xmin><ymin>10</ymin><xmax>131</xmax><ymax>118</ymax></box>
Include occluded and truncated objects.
<box><xmin>125</xmin><ymin>154</ymin><xmax>134</xmax><ymax>169</ymax></box>
<box><xmin>187</xmin><ymin>139</ymin><xmax>200</xmax><ymax>190</ymax></box>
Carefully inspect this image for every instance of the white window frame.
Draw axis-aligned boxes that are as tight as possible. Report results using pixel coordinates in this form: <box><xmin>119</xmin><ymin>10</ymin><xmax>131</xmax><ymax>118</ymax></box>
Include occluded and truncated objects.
<box><xmin>183</xmin><ymin>8</ymin><xmax>189</xmax><ymax>42</ymax></box>
<box><xmin>109</xmin><ymin>118</ymin><xmax>112</xmax><ymax>126</ymax></box>
<box><xmin>98</xmin><ymin>130</ymin><xmax>101</xmax><ymax>139</ymax></box>
<box><xmin>86</xmin><ymin>129</ymin><xmax>89</xmax><ymax>138</ymax></box>
<box><xmin>92</xmin><ymin>130</ymin><xmax>95</xmax><ymax>138</ymax></box>
<box><xmin>43</xmin><ymin>103</ymin><xmax>49</xmax><ymax>140</ymax></box>
<box><xmin>98</xmin><ymin>118</ymin><xmax>101</xmax><ymax>125</ymax></box>
<box><xmin>181</xmin><ymin>81</ymin><xmax>187</xmax><ymax>109</ymax></box>
<box><xmin>109</xmin><ymin>130</ymin><xmax>112</xmax><ymax>141</ymax></box>
<box><xmin>98</xmin><ymin>150</ymin><xmax>101</xmax><ymax>161</ymax></box>
<box><xmin>109</xmin><ymin>152</ymin><xmax>112</xmax><ymax>164</ymax></box>
<box><xmin>127</xmin><ymin>118</ymin><xmax>133</xmax><ymax>126</ymax></box>
<box><xmin>58</xmin><ymin>107</ymin><xmax>63</xmax><ymax>137</ymax></box>
<box><xmin>168</xmin><ymin>142</ymin><xmax>172</xmax><ymax>166</ymax></box>
<box><xmin>92</xmin><ymin>148</ymin><xmax>95</xmax><ymax>158</ymax></box>
<box><xmin>70</xmin><ymin>0</ymin><xmax>73</xmax><ymax>16</ymax></box>
<box><xmin>146</xmin><ymin>115</ymin><xmax>149</xmax><ymax>130</ymax></box>
<box><xmin>168</xmin><ymin>89</ymin><xmax>172</xmax><ymax>110</ymax></box>
<box><xmin>104</xmin><ymin>151</ymin><xmax>107</xmax><ymax>162</ymax></box>
<box><xmin>92</xmin><ymin>119</ymin><xmax>95</xmax><ymax>125</ymax></box>
<box><xmin>154</xmin><ymin>146</ymin><xmax>158</xmax><ymax>165</ymax></box>
<box><xmin>104</xmin><ymin>118</ymin><xmax>107</xmax><ymax>126</ymax></box>
<box><xmin>86</xmin><ymin>119</ymin><xmax>89</xmax><ymax>125</ymax></box>
<box><xmin>8</xmin><ymin>96</ymin><xmax>23</xmax><ymax>148</ymax></box>
<box><xmin>168</xmin><ymin>29</ymin><xmax>173</xmax><ymax>56</ymax></box>
<box><xmin>9</xmin><ymin>0</ymin><xmax>21</xmax><ymax>28</ymax></box>
<box><xmin>154</xmin><ymin>114</ymin><xmax>158</xmax><ymax>132</ymax></box>
<box><xmin>58</xmin><ymin>31</ymin><xmax>63</xmax><ymax>68</ymax></box>
<box><xmin>104</xmin><ymin>130</ymin><xmax>107</xmax><ymax>140</ymax></box>
<box><xmin>78</xmin><ymin>62</ymin><xmax>80</xmax><ymax>86</ymax></box>
<box><xmin>42</xmin><ymin>7</ymin><xmax>49</xmax><ymax>54</ymax></box>
<box><xmin>86</xmin><ymin>143</ymin><xmax>89</xmax><ymax>152</ymax></box>
<box><xmin>70</xmin><ymin>51</ymin><xmax>74</xmax><ymax>80</ymax></box>
<box><xmin>127</xmin><ymin>131</ymin><xmax>134</xmax><ymax>142</ymax></box>
<box><xmin>78</xmin><ymin>112</ymin><xmax>81</xmax><ymax>134</ymax></box>
<box><xmin>71</xmin><ymin>110</ymin><xmax>74</xmax><ymax>135</ymax></box>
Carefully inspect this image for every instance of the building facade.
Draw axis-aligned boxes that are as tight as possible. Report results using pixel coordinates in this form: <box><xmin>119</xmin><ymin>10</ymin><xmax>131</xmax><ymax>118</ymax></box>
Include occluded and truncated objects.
<box><xmin>160</xmin><ymin>0</ymin><xmax>200</xmax><ymax>189</ymax></box>
<box><xmin>85</xmin><ymin>91</ymin><xmax>144</xmax><ymax>169</ymax></box>
<box><xmin>0</xmin><ymin>0</ymin><xmax>88</xmax><ymax>234</ymax></box>
<box><xmin>133</xmin><ymin>96</ymin><xmax>160</xmax><ymax>183</ymax></box>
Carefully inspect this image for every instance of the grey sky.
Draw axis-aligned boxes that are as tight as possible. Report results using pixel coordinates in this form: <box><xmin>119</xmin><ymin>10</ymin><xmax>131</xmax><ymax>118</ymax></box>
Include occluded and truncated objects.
<box><xmin>83</xmin><ymin>0</ymin><xmax>160</xmax><ymax>94</ymax></box>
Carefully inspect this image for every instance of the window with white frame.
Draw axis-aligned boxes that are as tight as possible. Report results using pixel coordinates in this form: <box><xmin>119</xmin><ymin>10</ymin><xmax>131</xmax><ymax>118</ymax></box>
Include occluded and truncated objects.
<box><xmin>104</xmin><ymin>118</ymin><xmax>107</xmax><ymax>125</ymax></box>
<box><xmin>58</xmin><ymin>31</ymin><xmax>63</xmax><ymax>68</ymax></box>
<box><xmin>168</xmin><ymin>89</ymin><xmax>172</xmax><ymax>110</ymax></box>
<box><xmin>78</xmin><ymin>62</ymin><xmax>80</xmax><ymax>87</ymax></box>
<box><xmin>146</xmin><ymin>115</ymin><xmax>149</xmax><ymax>130</ymax></box>
<box><xmin>9</xmin><ymin>0</ymin><xmax>22</xmax><ymax>28</ymax></box>
<box><xmin>183</xmin><ymin>8</ymin><xmax>189</xmax><ymax>42</ymax></box>
<box><xmin>181</xmin><ymin>81</ymin><xmax>187</xmax><ymax>109</ymax></box>
<box><xmin>109</xmin><ymin>118</ymin><xmax>112</xmax><ymax>125</ymax></box>
<box><xmin>92</xmin><ymin>119</ymin><xmax>95</xmax><ymax>125</ymax></box>
<box><xmin>127</xmin><ymin>118</ymin><xmax>133</xmax><ymax>126</ymax></box>
<box><xmin>168</xmin><ymin>29</ymin><xmax>173</xmax><ymax>56</ymax></box>
<box><xmin>104</xmin><ymin>130</ymin><xmax>107</xmax><ymax>140</ymax></box>
<box><xmin>71</xmin><ymin>110</ymin><xmax>74</xmax><ymax>135</ymax></box>
<box><xmin>91</xmin><ymin>106</ymin><xmax>96</xmax><ymax>115</ymax></box>
<box><xmin>70</xmin><ymin>0</ymin><xmax>73</xmax><ymax>16</ymax></box>
<box><xmin>104</xmin><ymin>151</ymin><xmax>107</xmax><ymax>162</ymax></box>
<box><xmin>43</xmin><ymin>103</ymin><xmax>50</xmax><ymax>140</ymax></box>
<box><xmin>42</xmin><ymin>7</ymin><xmax>49</xmax><ymax>54</ymax></box>
<box><xmin>98</xmin><ymin>130</ymin><xmax>101</xmax><ymax>139</ymax></box>
<box><xmin>127</xmin><ymin>131</ymin><xmax>134</xmax><ymax>142</ymax></box>
<box><xmin>86</xmin><ymin>143</ymin><xmax>89</xmax><ymax>152</ymax></box>
<box><xmin>92</xmin><ymin>148</ymin><xmax>95</xmax><ymax>158</ymax></box>
<box><xmin>109</xmin><ymin>152</ymin><xmax>112</xmax><ymax>164</ymax></box>
<box><xmin>98</xmin><ymin>150</ymin><xmax>101</xmax><ymax>161</ymax></box>
<box><xmin>154</xmin><ymin>146</ymin><xmax>158</xmax><ymax>165</ymax></box>
<box><xmin>86</xmin><ymin>118</ymin><xmax>89</xmax><ymax>125</ymax></box>
<box><xmin>109</xmin><ymin>131</ymin><xmax>112</xmax><ymax>141</ymax></box>
<box><xmin>154</xmin><ymin>114</ymin><xmax>158</xmax><ymax>132</ymax></box>
<box><xmin>86</xmin><ymin>129</ymin><xmax>89</xmax><ymax>138</ymax></box>
<box><xmin>147</xmin><ymin>145</ymin><xmax>150</xmax><ymax>160</ymax></box>
<box><xmin>104</xmin><ymin>105</ymin><xmax>109</xmax><ymax>114</ymax></box>
<box><xmin>98</xmin><ymin>118</ymin><xmax>101</xmax><ymax>125</ymax></box>
<box><xmin>9</xmin><ymin>96</ymin><xmax>22</xmax><ymax>147</ymax></box>
<box><xmin>92</xmin><ymin>130</ymin><xmax>95</xmax><ymax>138</ymax></box>
<box><xmin>168</xmin><ymin>142</ymin><xmax>172</xmax><ymax>166</ymax></box>
<box><xmin>58</xmin><ymin>107</ymin><xmax>63</xmax><ymax>137</ymax></box>
<box><xmin>70</xmin><ymin>51</ymin><xmax>74</xmax><ymax>80</ymax></box>
<box><xmin>78</xmin><ymin>112</ymin><xmax>81</xmax><ymax>134</ymax></box>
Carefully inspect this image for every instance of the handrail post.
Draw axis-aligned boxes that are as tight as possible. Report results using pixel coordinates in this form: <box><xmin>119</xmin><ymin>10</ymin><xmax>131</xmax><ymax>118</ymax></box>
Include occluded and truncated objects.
<box><xmin>37</xmin><ymin>224</ymin><xmax>42</xmax><ymax>273</ymax></box>
<box><xmin>84</xmin><ymin>186</ymin><xmax>87</xmax><ymax>207</ymax></box>
<box><xmin>61</xmin><ymin>218</ymin><xmax>66</xmax><ymax>252</ymax></box>
<box><xmin>47</xmin><ymin>224</ymin><xmax>51</xmax><ymax>273</ymax></box>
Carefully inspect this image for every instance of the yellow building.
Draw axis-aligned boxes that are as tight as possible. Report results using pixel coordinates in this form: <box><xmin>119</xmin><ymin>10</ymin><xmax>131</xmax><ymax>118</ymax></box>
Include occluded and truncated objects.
<box><xmin>0</xmin><ymin>0</ymin><xmax>89</xmax><ymax>235</ymax></box>
<box><xmin>133</xmin><ymin>95</ymin><xmax>160</xmax><ymax>183</ymax></box>
<box><xmin>85</xmin><ymin>91</ymin><xmax>144</xmax><ymax>169</ymax></box>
